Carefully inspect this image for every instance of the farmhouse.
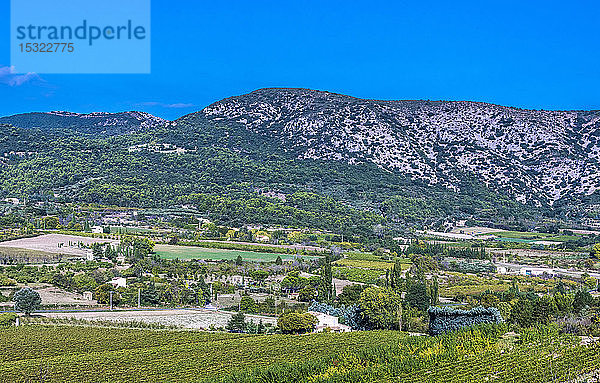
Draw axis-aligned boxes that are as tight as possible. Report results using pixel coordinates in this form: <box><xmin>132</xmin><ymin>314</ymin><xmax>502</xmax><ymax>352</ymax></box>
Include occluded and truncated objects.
<box><xmin>308</xmin><ymin>311</ymin><xmax>351</xmax><ymax>333</ymax></box>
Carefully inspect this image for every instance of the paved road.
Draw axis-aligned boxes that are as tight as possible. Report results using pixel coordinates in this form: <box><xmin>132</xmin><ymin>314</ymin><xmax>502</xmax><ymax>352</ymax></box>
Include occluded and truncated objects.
<box><xmin>494</xmin><ymin>261</ymin><xmax>600</xmax><ymax>279</ymax></box>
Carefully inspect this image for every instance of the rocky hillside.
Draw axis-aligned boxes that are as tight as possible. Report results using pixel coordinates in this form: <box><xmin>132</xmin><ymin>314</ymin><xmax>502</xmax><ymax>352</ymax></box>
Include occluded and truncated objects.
<box><xmin>203</xmin><ymin>88</ymin><xmax>600</xmax><ymax>207</ymax></box>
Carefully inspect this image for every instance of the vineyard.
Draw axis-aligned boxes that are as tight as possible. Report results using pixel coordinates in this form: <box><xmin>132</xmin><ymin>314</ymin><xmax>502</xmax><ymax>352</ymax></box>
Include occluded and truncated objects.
<box><xmin>332</xmin><ymin>266</ymin><xmax>386</xmax><ymax>284</ymax></box>
<box><xmin>0</xmin><ymin>325</ymin><xmax>598</xmax><ymax>382</ymax></box>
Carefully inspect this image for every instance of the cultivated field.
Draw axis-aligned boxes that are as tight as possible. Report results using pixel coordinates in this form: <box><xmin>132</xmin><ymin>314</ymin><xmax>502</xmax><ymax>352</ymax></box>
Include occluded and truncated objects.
<box><xmin>42</xmin><ymin>308</ymin><xmax>276</xmax><ymax>329</ymax></box>
<box><xmin>0</xmin><ymin>234</ymin><xmax>118</xmax><ymax>257</ymax></box>
<box><xmin>0</xmin><ymin>325</ymin><xmax>598</xmax><ymax>382</ymax></box>
<box><xmin>154</xmin><ymin>244</ymin><xmax>315</xmax><ymax>262</ymax></box>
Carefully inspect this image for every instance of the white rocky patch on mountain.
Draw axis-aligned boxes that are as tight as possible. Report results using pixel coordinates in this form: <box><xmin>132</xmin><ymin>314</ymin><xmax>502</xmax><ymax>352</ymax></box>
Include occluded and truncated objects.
<box><xmin>203</xmin><ymin>88</ymin><xmax>600</xmax><ymax>206</ymax></box>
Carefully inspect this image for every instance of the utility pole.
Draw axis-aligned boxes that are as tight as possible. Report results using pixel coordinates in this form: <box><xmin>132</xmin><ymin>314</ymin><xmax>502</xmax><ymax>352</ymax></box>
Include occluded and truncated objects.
<box><xmin>138</xmin><ymin>288</ymin><xmax>141</xmax><ymax>308</ymax></box>
<box><xmin>109</xmin><ymin>291</ymin><xmax>113</xmax><ymax>311</ymax></box>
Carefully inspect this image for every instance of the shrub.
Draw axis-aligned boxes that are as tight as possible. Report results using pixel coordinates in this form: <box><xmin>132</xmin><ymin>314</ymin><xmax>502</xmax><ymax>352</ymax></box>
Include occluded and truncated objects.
<box><xmin>428</xmin><ymin>306</ymin><xmax>503</xmax><ymax>335</ymax></box>
<box><xmin>277</xmin><ymin>312</ymin><xmax>317</xmax><ymax>334</ymax></box>
<box><xmin>0</xmin><ymin>275</ymin><xmax>16</xmax><ymax>287</ymax></box>
<box><xmin>0</xmin><ymin>312</ymin><xmax>17</xmax><ymax>327</ymax></box>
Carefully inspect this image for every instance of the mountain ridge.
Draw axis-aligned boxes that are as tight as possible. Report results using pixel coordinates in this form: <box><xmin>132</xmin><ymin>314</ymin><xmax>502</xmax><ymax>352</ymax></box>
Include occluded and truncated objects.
<box><xmin>1</xmin><ymin>88</ymin><xmax>599</xmax><ymax>230</ymax></box>
<box><xmin>200</xmin><ymin>88</ymin><xmax>600</xmax><ymax>208</ymax></box>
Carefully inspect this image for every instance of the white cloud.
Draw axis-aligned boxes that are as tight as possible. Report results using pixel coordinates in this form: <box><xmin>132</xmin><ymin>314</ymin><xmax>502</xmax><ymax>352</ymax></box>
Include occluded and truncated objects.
<box><xmin>0</xmin><ymin>66</ymin><xmax>41</xmax><ymax>86</ymax></box>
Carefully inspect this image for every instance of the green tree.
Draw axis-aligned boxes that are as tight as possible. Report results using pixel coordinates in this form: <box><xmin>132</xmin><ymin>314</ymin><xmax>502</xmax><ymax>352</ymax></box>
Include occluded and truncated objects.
<box><xmin>318</xmin><ymin>255</ymin><xmax>334</xmax><ymax>303</ymax></box>
<box><xmin>277</xmin><ymin>312</ymin><xmax>317</xmax><ymax>334</ymax></box>
<box><xmin>42</xmin><ymin>216</ymin><xmax>59</xmax><ymax>229</ymax></box>
<box><xmin>298</xmin><ymin>286</ymin><xmax>317</xmax><ymax>302</ymax></box>
<box><xmin>0</xmin><ymin>312</ymin><xmax>18</xmax><ymax>327</ymax></box>
<box><xmin>337</xmin><ymin>284</ymin><xmax>367</xmax><ymax>306</ymax></box>
<box><xmin>250</xmin><ymin>270</ymin><xmax>269</xmax><ymax>284</ymax></box>
<box><xmin>73</xmin><ymin>273</ymin><xmax>98</xmax><ymax>292</ymax></box>
<box><xmin>92</xmin><ymin>243</ymin><xmax>104</xmax><ymax>259</ymax></box>
<box><xmin>590</xmin><ymin>243</ymin><xmax>600</xmax><ymax>259</ymax></box>
<box><xmin>573</xmin><ymin>289</ymin><xmax>594</xmax><ymax>312</ymax></box>
<box><xmin>479</xmin><ymin>292</ymin><xmax>500</xmax><ymax>308</ymax></box>
<box><xmin>13</xmin><ymin>288</ymin><xmax>41</xmax><ymax>316</ymax></box>
<box><xmin>510</xmin><ymin>296</ymin><xmax>555</xmax><ymax>327</ymax></box>
<box><xmin>553</xmin><ymin>292</ymin><xmax>574</xmax><ymax>315</ymax></box>
<box><xmin>405</xmin><ymin>275</ymin><xmax>430</xmax><ymax>311</ymax></box>
<box><xmin>275</xmin><ymin>255</ymin><xmax>283</xmax><ymax>265</ymax></box>
<box><xmin>239</xmin><ymin>296</ymin><xmax>258</xmax><ymax>313</ymax></box>
<box><xmin>430</xmin><ymin>276</ymin><xmax>439</xmax><ymax>305</ymax></box>
<box><xmin>226</xmin><ymin>311</ymin><xmax>247</xmax><ymax>333</ymax></box>
<box><xmin>94</xmin><ymin>284</ymin><xmax>121</xmax><ymax>305</ymax></box>
<box><xmin>358</xmin><ymin>286</ymin><xmax>402</xmax><ymax>330</ymax></box>
<box><xmin>235</xmin><ymin>255</ymin><xmax>243</xmax><ymax>266</ymax></box>
<box><xmin>389</xmin><ymin>260</ymin><xmax>404</xmax><ymax>291</ymax></box>
<box><xmin>281</xmin><ymin>271</ymin><xmax>307</xmax><ymax>292</ymax></box>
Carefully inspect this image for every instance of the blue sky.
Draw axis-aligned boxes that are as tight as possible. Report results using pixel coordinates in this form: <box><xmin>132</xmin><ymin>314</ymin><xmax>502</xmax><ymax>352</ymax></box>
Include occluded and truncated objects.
<box><xmin>1</xmin><ymin>0</ymin><xmax>599</xmax><ymax>120</ymax></box>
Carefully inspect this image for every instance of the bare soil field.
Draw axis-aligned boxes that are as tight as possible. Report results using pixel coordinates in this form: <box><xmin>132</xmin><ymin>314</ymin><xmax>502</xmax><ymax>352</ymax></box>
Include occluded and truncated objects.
<box><xmin>0</xmin><ymin>284</ymin><xmax>98</xmax><ymax>307</ymax></box>
<box><xmin>36</xmin><ymin>285</ymin><xmax>98</xmax><ymax>306</ymax></box>
<box><xmin>43</xmin><ymin>308</ymin><xmax>276</xmax><ymax>329</ymax></box>
<box><xmin>489</xmin><ymin>248</ymin><xmax>584</xmax><ymax>258</ymax></box>
<box><xmin>0</xmin><ymin>234</ymin><xmax>118</xmax><ymax>257</ymax></box>
<box><xmin>450</xmin><ymin>226</ymin><xmax>505</xmax><ymax>235</ymax></box>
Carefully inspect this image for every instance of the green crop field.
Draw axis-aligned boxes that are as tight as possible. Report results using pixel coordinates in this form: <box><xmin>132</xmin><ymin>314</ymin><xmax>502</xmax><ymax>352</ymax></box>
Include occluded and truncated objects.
<box><xmin>154</xmin><ymin>244</ymin><xmax>315</xmax><ymax>262</ymax></box>
<box><xmin>0</xmin><ymin>325</ymin><xmax>598</xmax><ymax>382</ymax></box>
<box><xmin>493</xmin><ymin>231</ymin><xmax>579</xmax><ymax>242</ymax></box>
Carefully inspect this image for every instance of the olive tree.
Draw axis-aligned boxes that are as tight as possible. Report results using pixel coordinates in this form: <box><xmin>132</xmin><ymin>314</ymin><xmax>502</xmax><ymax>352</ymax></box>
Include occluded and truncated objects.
<box><xmin>14</xmin><ymin>288</ymin><xmax>41</xmax><ymax>316</ymax></box>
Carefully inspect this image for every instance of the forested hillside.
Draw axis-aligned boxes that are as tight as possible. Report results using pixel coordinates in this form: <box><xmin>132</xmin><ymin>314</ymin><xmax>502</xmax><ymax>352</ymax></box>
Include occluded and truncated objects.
<box><xmin>2</xmin><ymin>89</ymin><xmax>599</xmax><ymax>237</ymax></box>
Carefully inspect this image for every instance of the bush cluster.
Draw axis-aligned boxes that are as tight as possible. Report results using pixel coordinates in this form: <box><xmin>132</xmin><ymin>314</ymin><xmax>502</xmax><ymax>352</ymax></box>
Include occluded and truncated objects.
<box><xmin>428</xmin><ymin>306</ymin><xmax>503</xmax><ymax>335</ymax></box>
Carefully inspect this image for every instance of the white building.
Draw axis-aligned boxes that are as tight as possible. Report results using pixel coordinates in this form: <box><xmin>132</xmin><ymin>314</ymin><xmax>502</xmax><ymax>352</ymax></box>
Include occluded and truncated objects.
<box><xmin>308</xmin><ymin>311</ymin><xmax>352</xmax><ymax>333</ymax></box>
<box><xmin>205</xmin><ymin>274</ymin><xmax>251</xmax><ymax>287</ymax></box>
<box><xmin>108</xmin><ymin>277</ymin><xmax>127</xmax><ymax>288</ymax></box>
<box><xmin>255</xmin><ymin>234</ymin><xmax>270</xmax><ymax>242</ymax></box>
<box><xmin>91</xmin><ymin>226</ymin><xmax>103</xmax><ymax>234</ymax></box>
<box><xmin>519</xmin><ymin>267</ymin><xmax>555</xmax><ymax>277</ymax></box>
